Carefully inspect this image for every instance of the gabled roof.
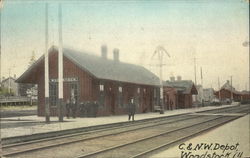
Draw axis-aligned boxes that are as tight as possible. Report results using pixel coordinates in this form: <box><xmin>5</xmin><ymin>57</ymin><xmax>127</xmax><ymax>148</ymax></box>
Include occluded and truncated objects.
<box><xmin>1</xmin><ymin>77</ymin><xmax>16</xmax><ymax>83</ymax></box>
<box><xmin>163</xmin><ymin>80</ymin><xmax>197</xmax><ymax>94</ymax></box>
<box><xmin>17</xmin><ymin>46</ymin><xmax>160</xmax><ymax>86</ymax></box>
<box><xmin>241</xmin><ymin>91</ymin><xmax>250</xmax><ymax>95</ymax></box>
<box><xmin>220</xmin><ymin>81</ymin><xmax>241</xmax><ymax>94</ymax></box>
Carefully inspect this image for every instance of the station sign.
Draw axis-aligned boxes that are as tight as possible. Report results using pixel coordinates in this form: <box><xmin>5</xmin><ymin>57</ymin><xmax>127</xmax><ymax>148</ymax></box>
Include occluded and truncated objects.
<box><xmin>50</xmin><ymin>77</ymin><xmax>78</xmax><ymax>82</ymax></box>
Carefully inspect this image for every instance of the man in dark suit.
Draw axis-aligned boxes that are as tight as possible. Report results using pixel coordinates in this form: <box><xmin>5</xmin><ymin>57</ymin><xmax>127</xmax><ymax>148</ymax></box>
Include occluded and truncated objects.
<box><xmin>128</xmin><ymin>98</ymin><xmax>136</xmax><ymax>121</ymax></box>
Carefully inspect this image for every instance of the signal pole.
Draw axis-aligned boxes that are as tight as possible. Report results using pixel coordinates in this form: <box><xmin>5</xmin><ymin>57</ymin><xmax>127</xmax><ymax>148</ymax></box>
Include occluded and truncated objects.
<box><xmin>151</xmin><ymin>46</ymin><xmax>170</xmax><ymax>113</ymax></box>
<box><xmin>45</xmin><ymin>3</ymin><xmax>50</xmax><ymax>123</ymax></box>
<box><xmin>58</xmin><ymin>3</ymin><xmax>63</xmax><ymax>122</ymax></box>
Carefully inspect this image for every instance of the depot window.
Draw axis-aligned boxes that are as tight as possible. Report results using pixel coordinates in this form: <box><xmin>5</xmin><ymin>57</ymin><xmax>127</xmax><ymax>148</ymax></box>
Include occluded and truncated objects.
<box><xmin>119</xmin><ymin>86</ymin><xmax>123</xmax><ymax>93</ymax></box>
<box><xmin>137</xmin><ymin>88</ymin><xmax>140</xmax><ymax>93</ymax></box>
<box><xmin>100</xmin><ymin>84</ymin><xmax>104</xmax><ymax>91</ymax></box>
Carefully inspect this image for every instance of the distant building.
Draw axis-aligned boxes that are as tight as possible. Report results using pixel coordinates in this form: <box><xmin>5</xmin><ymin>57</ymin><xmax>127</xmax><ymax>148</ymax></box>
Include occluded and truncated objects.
<box><xmin>195</xmin><ymin>84</ymin><xmax>203</xmax><ymax>103</ymax></box>
<box><xmin>18</xmin><ymin>83</ymin><xmax>35</xmax><ymax>96</ymax></box>
<box><xmin>203</xmin><ymin>88</ymin><xmax>215</xmax><ymax>102</ymax></box>
<box><xmin>214</xmin><ymin>80</ymin><xmax>242</xmax><ymax>102</ymax></box>
<box><xmin>1</xmin><ymin>76</ymin><xmax>19</xmax><ymax>96</ymax></box>
<box><xmin>163</xmin><ymin>77</ymin><xmax>198</xmax><ymax>109</ymax></box>
<box><xmin>17</xmin><ymin>46</ymin><xmax>160</xmax><ymax>117</ymax></box>
<box><xmin>240</xmin><ymin>91</ymin><xmax>250</xmax><ymax>102</ymax></box>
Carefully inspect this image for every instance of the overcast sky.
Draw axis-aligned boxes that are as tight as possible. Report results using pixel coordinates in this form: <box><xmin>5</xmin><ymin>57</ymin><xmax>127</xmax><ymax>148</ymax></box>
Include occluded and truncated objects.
<box><xmin>1</xmin><ymin>0</ymin><xmax>249</xmax><ymax>90</ymax></box>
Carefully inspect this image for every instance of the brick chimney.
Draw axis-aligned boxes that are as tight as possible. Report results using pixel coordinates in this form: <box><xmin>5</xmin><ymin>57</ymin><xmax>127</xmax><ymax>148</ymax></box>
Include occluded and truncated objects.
<box><xmin>170</xmin><ymin>76</ymin><xmax>175</xmax><ymax>82</ymax></box>
<box><xmin>177</xmin><ymin>76</ymin><xmax>182</xmax><ymax>81</ymax></box>
<box><xmin>113</xmin><ymin>48</ymin><xmax>119</xmax><ymax>62</ymax></box>
<box><xmin>101</xmin><ymin>45</ymin><xmax>107</xmax><ymax>59</ymax></box>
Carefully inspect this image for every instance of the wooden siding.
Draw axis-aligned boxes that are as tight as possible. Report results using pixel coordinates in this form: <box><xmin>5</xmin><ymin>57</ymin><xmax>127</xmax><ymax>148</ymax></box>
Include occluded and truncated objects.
<box><xmin>34</xmin><ymin>50</ymin><xmax>159</xmax><ymax>117</ymax></box>
<box><xmin>163</xmin><ymin>87</ymin><xmax>194</xmax><ymax>109</ymax></box>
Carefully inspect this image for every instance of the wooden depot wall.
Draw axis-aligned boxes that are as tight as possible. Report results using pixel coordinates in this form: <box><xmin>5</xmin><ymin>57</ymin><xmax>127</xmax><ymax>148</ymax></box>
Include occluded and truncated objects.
<box><xmin>36</xmin><ymin>50</ymin><xmax>159</xmax><ymax>117</ymax></box>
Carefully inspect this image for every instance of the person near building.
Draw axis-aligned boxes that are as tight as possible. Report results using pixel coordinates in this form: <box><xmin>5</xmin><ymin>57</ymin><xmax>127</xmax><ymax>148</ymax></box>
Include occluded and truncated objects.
<box><xmin>71</xmin><ymin>96</ymin><xmax>76</xmax><ymax>118</ymax></box>
<box><xmin>128</xmin><ymin>98</ymin><xmax>136</xmax><ymax>121</ymax></box>
<box><xmin>66</xmin><ymin>99</ymin><xmax>71</xmax><ymax>118</ymax></box>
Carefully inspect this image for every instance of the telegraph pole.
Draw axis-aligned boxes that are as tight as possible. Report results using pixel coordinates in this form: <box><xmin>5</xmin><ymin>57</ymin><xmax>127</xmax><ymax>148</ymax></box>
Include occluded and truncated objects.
<box><xmin>8</xmin><ymin>68</ymin><xmax>10</xmax><ymax>93</ymax></box>
<box><xmin>45</xmin><ymin>3</ymin><xmax>50</xmax><ymax>123</ymax></box>
<box><xmin>58</xmin><ymin>3</ymin><xmax>63</xmax><ymax>122</ymax></box>
<box><xmin>200</xmin><ymin>67</ymin><xmax>203</xmax><ymax>105</ymax></box>
<box><xmin>0</xmin><ymin>0</ymin><xmax>3</xmax><ymax>85</ymax></box>
<box><xmin>194</xmin><ymin>57</ymin><xmax>197</xmax><ymax>86</ymax></box>
<box><xmin>230</xmin><ymin>76</ymin><xmax>233</xmax><ymax>101</ymax></box>
<box><xmin>242</xmin><ymin>40</ymin><xmax>249</xmax><ymax>100</ymax></box>
<box><xmin>218</xmin><ymin>77</ymin><xmax>221</xmax><ymax>101</ymax></box>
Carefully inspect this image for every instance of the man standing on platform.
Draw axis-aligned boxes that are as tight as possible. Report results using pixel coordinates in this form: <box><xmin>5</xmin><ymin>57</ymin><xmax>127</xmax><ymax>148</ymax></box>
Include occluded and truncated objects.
<box><xmin>128</xmin><ymin>98</ymin><xmax>136</xmax><ymax>121</ymax></box>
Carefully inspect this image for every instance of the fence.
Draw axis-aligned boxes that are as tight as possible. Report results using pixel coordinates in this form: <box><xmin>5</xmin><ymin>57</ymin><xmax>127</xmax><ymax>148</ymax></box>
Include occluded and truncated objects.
<box><xmin>0</xmin><ymin>96</ymin><xmax>32</xmax><ymax>106</ymax></box>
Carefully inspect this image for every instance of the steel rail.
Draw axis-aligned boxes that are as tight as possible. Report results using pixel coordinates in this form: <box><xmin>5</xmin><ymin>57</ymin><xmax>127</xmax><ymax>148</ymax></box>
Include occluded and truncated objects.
<box><xmin>2</xmin><ymin>114</ymin><xmax>206</xmax><ymax>157</ymax></box>
<box><xmin>75</xmin><ymin>108</ymin><xmax>249</xmax><ymax>158</ymax></box>
<box><xmin>2</xmin><ymin>104</ymin><xmax>244</xmax><ymax>146</ymax></box>
<box><xmin>131</xmin><ymin>114</ymin><xmax>248</xmax><ymax>158</ymax></box>
<box><xmin>3</xmin><ymin>105</ymin><xmax>249</xmax><ymax>157</ymax></box>
<box><xmin>74</xmin><ymin>116</ymin><xmax>241</xmax><ymax>158</ymax></box>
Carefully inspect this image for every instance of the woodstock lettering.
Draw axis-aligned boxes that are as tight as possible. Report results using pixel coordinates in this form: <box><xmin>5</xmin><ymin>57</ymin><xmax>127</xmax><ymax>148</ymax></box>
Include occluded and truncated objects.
<box><xmin>179</xmin><ymin>143</ymin><xmax>243</xmax><ymax>158</ymax></box>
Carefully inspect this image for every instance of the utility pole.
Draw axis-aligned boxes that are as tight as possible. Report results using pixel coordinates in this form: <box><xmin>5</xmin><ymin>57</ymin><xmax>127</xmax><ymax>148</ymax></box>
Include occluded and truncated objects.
<box><xmin>194</xmin><ymin>57</ymin><xmax>197</xmax><ymax>86</ymax></box>
<box><xmin>8</xmin><ymin>68</ymin><xmax>10</xmax><ymax>94</ymax></box>
<box><xmin>151</xmin><ymin>46</ymin><xmax>170</xmax><ymax>113</ymax></box>
<box><xmin>45</xmin><ymin>3</ymin><xmax>50</xmax><ymax>123</ymax></box>
<box><xmin>230</xmin><ymin>76</ymin><xmax>233</xmax><ymax>101</ymax></box>
<box><xmin>200</xmin><ymin>67</ymin><xmax>203</xmax><ymax>106</ymax></box>
<box><xmin>58</xmin><ymin>3</ymin><xmax>63</xmax><ymax>122</ymax></box>
<box><xmin>218</xmin><ymin>77</ymin><xmax>221</xmax><ymax>101</ymax></box>
<box><xmin>243</xmin><ymin>40</ymin><xmax>249</xmax><ymax>101</ymax></box>
<box><xmin>0</xmin><ymin>0</ymin><xmax>3</xmax><ymax>85</ymax></box>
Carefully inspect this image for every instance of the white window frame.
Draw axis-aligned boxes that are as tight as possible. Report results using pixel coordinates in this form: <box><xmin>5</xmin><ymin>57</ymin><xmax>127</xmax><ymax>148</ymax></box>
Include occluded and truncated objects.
<box><xmin>119</xmin><ymin>86</ymin><xmax>123</xmax><ymax>93</ymax></box>
<box><xmin>137</xmin><ymin>87</ymin><xmax>140</xmax><ymax>93</ymax></box>
<box><xmin>100</xmin><ymin>84</ymin><xmax>104</xmax><ymax>91</ymax></box>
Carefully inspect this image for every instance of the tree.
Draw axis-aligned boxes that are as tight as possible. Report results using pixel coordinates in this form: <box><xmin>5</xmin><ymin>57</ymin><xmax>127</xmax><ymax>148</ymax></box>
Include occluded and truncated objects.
<box><xmin>28</xmin><ymin>51</ymin><xmax>36</xmax><ymax>68</ymax></box>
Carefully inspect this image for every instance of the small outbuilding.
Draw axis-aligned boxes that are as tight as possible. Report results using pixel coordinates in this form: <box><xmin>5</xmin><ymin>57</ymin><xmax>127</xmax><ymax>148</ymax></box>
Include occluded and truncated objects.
<box><xmin>163</xmin><ymin>78</ymin><xmax>198</xmax><ymax>109</ymax></box>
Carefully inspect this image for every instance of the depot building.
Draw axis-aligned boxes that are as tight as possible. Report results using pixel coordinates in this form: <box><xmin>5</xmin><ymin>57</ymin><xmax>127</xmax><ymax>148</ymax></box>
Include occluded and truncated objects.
<box><xmin>17</xmin><ymin>45</ymin><xmax>160</xmax><ymax>117</ymax></box>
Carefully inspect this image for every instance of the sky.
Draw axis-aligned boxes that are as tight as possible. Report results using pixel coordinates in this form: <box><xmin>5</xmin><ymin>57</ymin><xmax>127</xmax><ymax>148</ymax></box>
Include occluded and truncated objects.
<box><xmin>0</xmin><ymin>0</ymin><xmax>249</xmax><ymax>90</ymax></box>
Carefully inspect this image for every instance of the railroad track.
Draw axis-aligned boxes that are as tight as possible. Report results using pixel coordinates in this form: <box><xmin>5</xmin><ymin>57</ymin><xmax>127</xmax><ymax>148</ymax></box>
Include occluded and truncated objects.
<box><xmin>76</xmin><ymin>108</ymin><xmax>249</xmax><ymax>158</ymax></box>
<box><xmin>2</xmin><ymin>105</ymin><xmax>249</xmax><ymax>158</ymax></box>
<box><xmin>2</xmin><ymin>104</ymin><xmax>243</xmax><ymax>146</ymax></box>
